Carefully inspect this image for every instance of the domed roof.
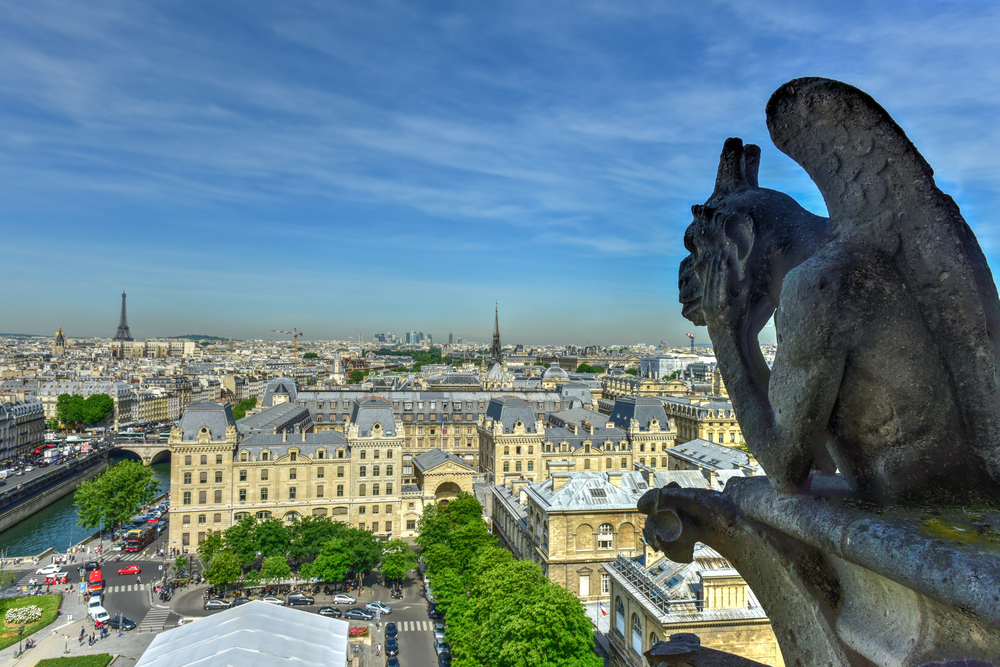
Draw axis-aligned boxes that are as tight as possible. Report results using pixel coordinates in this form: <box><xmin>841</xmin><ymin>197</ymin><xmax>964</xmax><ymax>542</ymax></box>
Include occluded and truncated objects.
<box><xmin>542</xmin><ymin>365</ymin><xmax>569</xmax><ymax>380</ymax></box>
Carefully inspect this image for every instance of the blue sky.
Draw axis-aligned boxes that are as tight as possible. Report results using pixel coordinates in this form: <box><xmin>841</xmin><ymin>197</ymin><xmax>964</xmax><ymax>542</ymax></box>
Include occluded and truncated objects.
<box><xmin>4</xmin><ymin>1</ymin><xmax>1000</xmax><ymax>345</ymax></box>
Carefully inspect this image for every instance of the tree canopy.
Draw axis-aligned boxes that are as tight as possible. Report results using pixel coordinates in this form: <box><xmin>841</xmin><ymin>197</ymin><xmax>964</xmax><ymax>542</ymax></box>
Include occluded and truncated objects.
<box><xmin>57</xmin><ymin>393</ymin><xmax>114</xmax><ymax>428</ymax></box>
<box><xmin>231</xmin><ymin>396</ymin><xmax>257</xmax><ymax>420</ymax></box>
<box><xmin>302</xmin><ymin>352</ymin><xmax>319</xmax><ymax>359</ymax></box>
<box><xmin>418</xmin><ymin>493</ymin><xmax>600</xmax><ymax>667</ymax></box>
<box><xmin>625</xmin><ymin>368</ymin><xmax>637</xmax><ymax>376</ymax></box>
<box><xmin>575</xmin><ymin>364</ymin><xmax>604</xmax><ymax>374</ymax></box>
<box><xmin>75</xmin><ymin>460</ymin><xmax>160</xmax><ymax>532</ymax></box>
<box><xmin>380</xmin><ymin>539</ymin><xmax>418</xmax><ymax>580</ymax></box>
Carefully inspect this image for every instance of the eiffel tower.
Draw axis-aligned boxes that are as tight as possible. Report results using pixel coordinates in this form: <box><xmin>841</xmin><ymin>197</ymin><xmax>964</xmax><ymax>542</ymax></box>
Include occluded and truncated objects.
<box><xmin>113</xmin><ymin>291</ymin><xmax>134</xmax><ymax>341</ymax></box>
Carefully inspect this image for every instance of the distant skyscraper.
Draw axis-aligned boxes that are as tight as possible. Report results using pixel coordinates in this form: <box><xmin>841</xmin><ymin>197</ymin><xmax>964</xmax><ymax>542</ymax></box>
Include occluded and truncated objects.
<box><xmin>449</xmin><ymin>333</ymin><xmax>453</xmax><ymax>344</ymax></box>
<box><xmin>113</xmin><ymin>291</ymin><xmax>134</xmax><ymax>341</ymax></box>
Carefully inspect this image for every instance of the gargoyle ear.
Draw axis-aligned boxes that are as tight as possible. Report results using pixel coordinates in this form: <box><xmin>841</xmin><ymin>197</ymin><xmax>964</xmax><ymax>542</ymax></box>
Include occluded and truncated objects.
<box><xmin>724</xmin><ymin>214</ymin><xmax>755</xmax><ymax>282</ymax></box>
<box><xmin>691</xmin><ymin>204</ymin><xmax>716</xmax><ymax>220</ymax></box>
<box><xmin>713</xmin><ymin>137</ymin><xmax>751</xmax><ymax>196</ymax></box>
<box><xmin>744</xmin><ymin>144</ymin><xmax>761</xmax><ymax>188</ymax></box>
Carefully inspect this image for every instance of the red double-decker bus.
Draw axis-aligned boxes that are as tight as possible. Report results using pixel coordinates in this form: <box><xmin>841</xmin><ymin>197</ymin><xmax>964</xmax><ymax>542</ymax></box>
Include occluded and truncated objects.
<box><xmin>125</xmin><ymin>525</ymin><xmax>156</xmax><ymax>552</ymax></box>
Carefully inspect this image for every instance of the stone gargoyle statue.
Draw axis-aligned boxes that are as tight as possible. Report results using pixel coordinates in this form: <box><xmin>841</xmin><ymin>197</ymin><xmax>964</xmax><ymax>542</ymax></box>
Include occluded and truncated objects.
<box><xmin>678</xmin><ymin>77</ymin><xmax>1000</xmax><ymax>506</ymax></box>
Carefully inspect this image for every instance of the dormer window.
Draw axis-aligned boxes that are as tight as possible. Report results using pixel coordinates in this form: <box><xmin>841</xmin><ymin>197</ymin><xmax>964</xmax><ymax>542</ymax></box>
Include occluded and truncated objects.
<box><xmin>262</xmin><ymin>451</ymin><xmax>270</xmax><ymax>461</ymax></box>
<box><xmin>337</xmin><ymin>449</ymin><xmax>345</xmax><ymax>459</ymax></box>
<box><xmin>290</xmin><ymin>451</ymin><xmax>297</xmax><ymax>462</ymax></box>
<box><xmin>318</xmin><ymin>450</ymin><xmax>325</xmax><ymax>459</ymax></box>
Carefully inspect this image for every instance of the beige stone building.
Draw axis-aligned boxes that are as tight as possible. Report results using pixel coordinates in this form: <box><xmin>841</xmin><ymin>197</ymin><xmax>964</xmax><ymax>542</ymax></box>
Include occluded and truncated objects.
<box><xmin>604</xmin><ymin>545</ymin><xmax>784</xmax><ymax>667</ymax></box>
<box><xmin>660</xmin><ymin>396</ymin><xmax>743</xmax><ymax>447</ymax></box>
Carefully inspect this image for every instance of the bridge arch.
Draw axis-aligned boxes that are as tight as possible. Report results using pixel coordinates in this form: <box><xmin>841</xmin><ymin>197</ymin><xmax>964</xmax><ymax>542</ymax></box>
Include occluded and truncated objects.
<box><xmin>113</xmin><ymin>443</ymin><xmax>172</xmax><ymax>467</ymax></box>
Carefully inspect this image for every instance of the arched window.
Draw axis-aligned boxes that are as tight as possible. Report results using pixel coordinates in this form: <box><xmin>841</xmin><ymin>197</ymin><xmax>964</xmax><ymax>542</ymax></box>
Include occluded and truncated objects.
<box><xmin>615</xmin><ymin>597</ymin><xmax>625</xmax><ymax>637</ymax></box>
<box><xmin>650</xmin><ymin>632</ymin><xmax>661</xmax><ymax>649</ymax></box>
<box><xmin>631</xmin><ymin>614</ymin><xmax>643</xmax><ymax>655</ymax></box>
<box><xmin>373</xmin><ymin>483</ymin><xmax>380</xmax><ymax>496</ymax></box>
<box><xmin>576</xmin><ymin>524</ymin><xmax>593</xmax><ymax>551</ymax></box>
<box><xmin>598</xmin><ymin>524</ymin><xmax>613</xmax><ymax>549</ymax></box>
<box><xmin>515</xmin><ymin>461</ymin><xmax>522</xmax><ymax>472</ymax></box>
<box><xmin>605</xmin><ymin>458</ymin><xmax>612</xmax><ymax>469</ymax></box>
<box><xmin>504</xmin><ymin>446</ymin><xmax>509</xmax><ymax>455</ymax></box>
<box><xmin>503</xmin><ymin>462</ymin><xmax>509</xmax><ymax>472</ymax></box>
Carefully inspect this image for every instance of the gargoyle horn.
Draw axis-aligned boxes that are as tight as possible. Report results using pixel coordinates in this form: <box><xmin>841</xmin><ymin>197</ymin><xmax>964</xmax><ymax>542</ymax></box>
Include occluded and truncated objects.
<box><xmin>712</xmin><ymin>138</ymin><xmax>761</xmax><ymax>196</ymax></box>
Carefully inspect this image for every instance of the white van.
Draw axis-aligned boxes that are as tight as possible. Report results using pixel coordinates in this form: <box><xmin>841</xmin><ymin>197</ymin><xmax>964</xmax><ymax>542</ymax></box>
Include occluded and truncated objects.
<box><xmin>89</xmin><ymin>606</ymin><xmax>110</xmax><ymax>625</ymax></box>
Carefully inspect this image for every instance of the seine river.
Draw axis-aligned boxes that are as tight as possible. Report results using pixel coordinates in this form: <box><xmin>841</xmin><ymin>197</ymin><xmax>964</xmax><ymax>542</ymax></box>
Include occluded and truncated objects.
<box><xmin>0</xmin><ymin>459</ymin><xmax>170</xmax><ymax>558</ymax></box>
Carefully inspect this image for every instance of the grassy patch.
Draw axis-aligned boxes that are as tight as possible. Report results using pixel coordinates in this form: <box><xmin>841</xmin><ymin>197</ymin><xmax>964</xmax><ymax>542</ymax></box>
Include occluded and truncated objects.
<box><xmin>0</xmin><ymin>595</ymin><xmax>61</xmax><ymax>651</ymax></box>
<box><xmin>37</xmin><ymin>656</ymin><xmax>113</xmax><ymax>667</ymax></box>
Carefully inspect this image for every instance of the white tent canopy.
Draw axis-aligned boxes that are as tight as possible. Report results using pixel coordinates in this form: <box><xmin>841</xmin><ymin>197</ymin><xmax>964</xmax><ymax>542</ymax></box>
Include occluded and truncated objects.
<box><xmin>136</xmin><ymin>601</ymin><xmax>349</xmax><ymax>667</ymax></box>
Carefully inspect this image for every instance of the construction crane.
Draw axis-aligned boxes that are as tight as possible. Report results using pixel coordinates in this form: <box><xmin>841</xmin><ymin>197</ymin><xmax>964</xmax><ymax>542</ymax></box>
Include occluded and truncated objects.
<box><xmin>272</xmin><ymin>328</ymin><xmax>304</xmax><ymax>361</ymax></box>
<box><xmin>686</xmin><ymin>333</ymin><xmax>696</xmax><ymax>354</ymax></box>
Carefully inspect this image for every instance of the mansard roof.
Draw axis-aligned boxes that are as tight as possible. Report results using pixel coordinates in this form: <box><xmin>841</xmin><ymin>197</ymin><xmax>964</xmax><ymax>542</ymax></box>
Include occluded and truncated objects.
<box><xmin>608</xmin><ymin>395</ymin><xmax>669</xmax><ymax>431</ymax></box>
<box><xmin>485</xmin><ymin>397</ymin><xmax>539</xmax><ymax>433</ymax></box>
<box><xmin>350</xmin><ymin>397</ymin><xmax>398</xmax><ymax>436</ymax></box>
<box><xmin>178</xmin><ymin>402</ymin><xmax>236</xmax><ymax>442</ymax></box>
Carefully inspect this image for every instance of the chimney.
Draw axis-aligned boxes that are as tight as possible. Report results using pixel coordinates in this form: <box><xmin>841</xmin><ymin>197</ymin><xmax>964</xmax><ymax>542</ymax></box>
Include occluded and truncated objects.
<box><xmin>551</xmin><ymin>473</ymin><xmax>570</xmax><ymax>491</ymax></box>
<box><xmin>302</xmin><ymin>430</ymin><xmax>307</xmax><ymax>442</ymax></box>
<box><xmin>568</xmin><ymin>422</ymin><xmax>578</xmax><ymax>435</ymax></box>
<box><xmin>607</xmin><ymin>471</ymin><xmax>623</xmax><ymax>488</ymax></box>
<box><xmin>702</xmin><ymin>467</ymin><xmax>717</xmax><ymax>488</ymax></box>
<box><xmin>283</xmin><ymin>429</ymin><xmax>287</xmax><ymax>443</ymax></box>
<box><xmin>582</xmin><ymin>420</ymin><xmax>593</xmax><ymax>434</ymax></box>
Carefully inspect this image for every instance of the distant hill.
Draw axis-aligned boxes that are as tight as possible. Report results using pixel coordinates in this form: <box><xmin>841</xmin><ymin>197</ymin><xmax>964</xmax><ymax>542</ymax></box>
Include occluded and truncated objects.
<box><xmin>167</xmin><ymin>334</ymin><xmax>229</xmax><ymax>341</ymax></box>
<box><xmin>0</xmin><ymin>333</ymin><xmax>43</xmax><ymax>338</ymax></box>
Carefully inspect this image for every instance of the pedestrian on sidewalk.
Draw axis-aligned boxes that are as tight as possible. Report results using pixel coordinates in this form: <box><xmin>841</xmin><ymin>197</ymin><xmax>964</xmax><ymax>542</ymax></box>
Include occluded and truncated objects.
<box><xmin>80</xmin><ymin>628</ymin><xmax>85</xmax><ymax>645</ymax></box>
<box><xmin>137</xmin><ymin>575</ymin><xmax>141</xmax><ymax>586</ymax></box>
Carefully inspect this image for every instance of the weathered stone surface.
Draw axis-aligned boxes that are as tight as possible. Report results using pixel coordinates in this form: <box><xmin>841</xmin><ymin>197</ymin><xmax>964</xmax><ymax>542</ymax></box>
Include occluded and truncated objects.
<box><xmin>678</xmin><ymin>77</ymin><xmax>1000</xmax><ymax>505</ymax></box>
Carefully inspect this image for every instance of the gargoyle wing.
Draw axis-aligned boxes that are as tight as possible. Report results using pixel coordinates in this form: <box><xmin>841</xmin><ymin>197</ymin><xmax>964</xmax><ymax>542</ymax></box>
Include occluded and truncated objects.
<box><xmin>766</xmin><ymin>77</ymin><xmax>1000</xmax><ymax>464</ymax></box>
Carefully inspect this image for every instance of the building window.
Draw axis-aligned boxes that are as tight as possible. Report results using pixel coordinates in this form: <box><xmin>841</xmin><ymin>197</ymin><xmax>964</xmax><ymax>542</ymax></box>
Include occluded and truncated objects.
<box><xmin>182</xmin><ymin>515</ymin><xmax>190</xmax><ymax>525</ymax></box>
<box><xmin>199</xmin><ymin>471</ymin><xmax>208</xmax><ymax>484</ymax></box>
<box><xmin>257</xmin><ymin>511</ymin><xmax>271</xmax><ymax>519</ymax></box>
<box><xmin>239</xmin><ymin>489</ymin><xmax>246</xmax><ymax>502</ymax></box>
<box><xmin>359</xmin><ymin>484</ymin><xmax>366</xmax><ymax>496</ymax></box>
<box><xmin>402</xmin><ymin>466</ymin><xmax>412</xmax><ymax>475</ymax></box>
<box><xmin>621</xmin><ymin>458</ymin><xmax>628</xmax><ymax>469</ymax></box>
<box><xmin>359</xmin><ymin>466</ymin><xmax>367</xmax><ymax>477</ymax></box>
<box><xmin>527</xmin><ymin>461</ymin><xmax>534</xmax><ymax>472</ymax></box>
<box><xmin>598</xmin><ymin>524</ymin><xmax>613</xmax><ymax>549</ymax></box>
<box><xmin>373</xmin><ymin>466</ymin><xmax>380</xmax><ymax>477</ymax></box>
<box><xmin>606</xmin><ymin>458</ymin><xmax>612</xmax><ymax>469</ymax></box>
<box><xmin>386</xmin><ymin>465</ymin><xmax>393</xmax><ymax>476</ymax></box>
<box><xmin>261</xmin><ymin>488</ymin><xmax>268</xmax><ymax>501</ymax></box>
<box><xmin>373</xmin><ymin>484</ymin><xmax>380</xmax><ymax>496</ymax></box>
<box><xmin>584</xmin><ymin>459</ymin><xmax>591</xmax><ymax>470</ymax></box>
<box><xmin>318</xmin><ymin>467</ymin><xmax>325</xmax><ymax>479</ymax></box>
<box><xmin>631</xmin><ymin>614</ymin><xmax>643</xmax><ymax>656</ymax></box>
<box><xmin>239</xmin><ymin>470</ymin><xmax>247</xmax><ymax>482</ymax></box>
<box><xmin>185</xmin><ymin>455</ymin><xmax>192</xmax><ymax>466</ymax></box>
<box><xmin>214</xmin><ymin>514</ymin><xmax>222</xmax><ymax>523</ymax></box>
<box><xmin>183</xmin><ymin>472</ymin><xmax>192</xmax><ymax>485</ymax></box>
<box><xmin>240</xmin><ymin>452</ymin><xmax>248</xmax><ymax>461</ymax></box>
<box><xmin>182</xmin><ymin>533</ymin><xmax>190</xmax><ymax>546</ymax></box>
<box><xmin>317</xmin><ymin>485</ymin><xmax>324</xmax><ymax>498</ymax></box>
<box><xmin>198</xmin><ymin>515</ymin><xmax>206</xmax><ymax>525</ymax></box>
<box><xmin>386</xmin><ymin>483</ymin><xmax>393</xmax><ymax>494</ymax></box>
<box><xmin>374</xmin><ymin>450</ymin><xmax>380</xmax><ymax>460</ymax></box>
<box><xmin>261</xmin><ymin>470</ymin><xmax>269</xmax><ymax>481</ymax></box>
<box><xmin>289</xmin><ymin>487</ymin><xmax>297</xmax><ymax>500</ymax></box>
<box><xmin>214</xmin><ymin>490</ymin><xmax>222</xmax><ymax>503</ymax></box>
<box><xmin>407</xmin><ymin>520</ymin><xmax>416</xmax><ymax>531</ymax></box>
<box><xmin>318</xmin><ymin>450</ymin><xmax>325</xmax><ymax>459</ymax></box>
<box><xmin>200</xmin><ymin>455</ymin><xmax>207</xmax><ymax>465</ymax></box>
<box><xmin>372</xmin><ymin>505</ymin><xmax>379</xmax><ymax>514</ymax></box>
<box><xmin>337</xmin><ymin>485</ymin><xmax>344</xmax><ymax>497</ymax></box>
<box><xmin>290</xmin><ymin>468</ymin><xmax>297</xmax><ymax>480</ymax></box>
<box><xmin>215</xmin><ymin>471</ymin><xmax>223</xmax><ymax>483</ymax></box>
<box><xmin>198</xmin><ymin>491</ymin><xmax>207</xmax><ymax>504</ymax></box>
<box><xmin>360</xmin><ymin>506</ymin><xmax>366</xmax><ymax>515</ymax></box>
<box><xmin>216</xmin><ymin>454</ymin><xmax>223</xmax><ymax>464</ymax></box>
<box><xmin>503</xmin><ymin>446</ymin><xmax>509</xmax><ymax>455</ymax></box>
<box><xmin>262</xmin><ymin>452</ymin><xmax>269</xmax><ymax>461</ymax></box>
<box><xmin>337</xmin><ymin>466</ymin><xmax>344</xmax><ymax>478</ymax></box>
<box><xmin>503</xmin><ymin>462</ymin><xmax>509</xmax><ymax>473</ymax></box>
<box><xmin>338</xmin><ymin>449</ymin><xmax>345</xmax><ymax>459</ymax></box>
<box><xmin>290</xmin><ymin>452</ymin><xmax>297</xmax><ymax>462</ymax></box>
<box><xmin>387</xmin><ymin>450</ymin><xmax>393</xmax><ymax>458</ymax></box>
<box><xmin>360</xmin><ymin>451</ymin><xmax>366</xmax><ymax>460</ymax></box>
<box><xmin>515</xmin><ymin>461</ymin><xmax>522</xmax><ymax>472</ymax></box>
<box><xmin>615</xmin><ymin>598</ymin><xmax>625</xmax><ymax>637</ymax></box>
<box><xmin>602</xmin><ymin>573</ymin><xmax>610</xmax><ymax>594</ymax></box>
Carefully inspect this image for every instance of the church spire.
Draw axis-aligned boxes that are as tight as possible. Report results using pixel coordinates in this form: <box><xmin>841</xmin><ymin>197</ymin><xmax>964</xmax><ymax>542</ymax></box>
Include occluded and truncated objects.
<box><xmin>491</xmin><ymin>304</ymin><xmax>502</xmax><ymax>364</ymax></box>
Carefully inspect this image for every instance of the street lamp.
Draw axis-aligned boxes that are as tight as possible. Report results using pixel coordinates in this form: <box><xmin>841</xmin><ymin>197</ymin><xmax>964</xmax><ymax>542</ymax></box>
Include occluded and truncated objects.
<box><xmin>18</xmin><ymin>624</ymin><xmax>25</xmax><ymax>656</ymax></box>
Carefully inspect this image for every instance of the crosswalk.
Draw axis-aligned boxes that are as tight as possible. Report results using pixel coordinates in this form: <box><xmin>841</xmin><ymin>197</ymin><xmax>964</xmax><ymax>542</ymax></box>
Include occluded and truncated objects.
<box><xmin>103</xmin><ymin>584</ymin><xmax>148</xmax><ymax>593</ymax></box>
<box><xmin>137</xmin><ymin>607</ymin><xmax>173</xmax><ymax>633</ymax></box>
<box><xmin>395</xmin><ymin>621</ymin><xmax>434</xmax><ymax>632</ymax></box>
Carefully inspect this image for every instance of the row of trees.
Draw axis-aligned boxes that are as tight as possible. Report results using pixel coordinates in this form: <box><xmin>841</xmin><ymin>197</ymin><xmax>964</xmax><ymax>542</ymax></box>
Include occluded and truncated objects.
<box><xmin>418</xmin><ymin>494</ymin><xmax>600</xmax><ymax>667</ymax></box>
<box><xmin>75</xmin><ymin>460</ymin><xmax>161</xmax><ymax>536</ymax></box>
<box><xmin>231</xmin><ymin>396</ymin><xmax>257</xmax><ymax>420</ymax></box>
<box><xmin>575</xmin><ymin>364</ymin><xmax>605</xmax><ymax>374</ymax></box>
<box><xmin>197</xmin><ymin>514</ymin><xmax>417</xmax><ymax>589</ymax></box>
<box><xmin>56</xmin><ymin>393</ymin><xmax>114</xmax><ymax>429</ymax></box>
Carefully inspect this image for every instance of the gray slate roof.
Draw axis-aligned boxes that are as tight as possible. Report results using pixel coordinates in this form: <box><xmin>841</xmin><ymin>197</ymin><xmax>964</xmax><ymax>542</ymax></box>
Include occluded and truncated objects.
<box><xmin>240</xmin><ymin>431</ymin><xmax>348</xmax><ymax>460</ymax></box>
<box><xmin>350</xmin><ymin>397</ymin><xmax>398</xmax><ymax>436</ymax></box>
<box><xmin>412</xmin><ymin>447</ymin><xmax>475</xmax><ymax>473</ymax></box>
<box><xmin>237</xmin><ymin>402</ymin><xmax>310</xmax><ymax>436</ymax></box>
<box><xmin>178</xmin><ymin>402</ymin><xmax>236</xmax><ymax>442</ymax></box>
<box><xmin>668</xmin><ymin>438</ymin><xmax>756</xmax><ymax>472</ymax></box>
<box><xmin>526</xmin><ymin>471</ymin><xmax>651</xmax><ymax>510</ymax></box>
<box><xmin>262</xmin><ymin>377</ymin><xmax>298</xmax><ymax>407</ymax></box>
<box><xmin>608</xmin><ymin>396</ymin><xmax>669</xmax><ymax>431</ymax></box>
<box><xmin>484</xmin><ymin>397</ymin><xmax>539</xmax><ymax>433</ymax></box>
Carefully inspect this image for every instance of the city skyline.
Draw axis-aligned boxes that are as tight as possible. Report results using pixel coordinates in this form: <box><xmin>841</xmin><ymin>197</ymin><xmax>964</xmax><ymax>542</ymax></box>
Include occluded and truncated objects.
<box><xmin>4</xmin><ymin>2</ymin><xmax>1000</xmax><ymax>344</ymax></box>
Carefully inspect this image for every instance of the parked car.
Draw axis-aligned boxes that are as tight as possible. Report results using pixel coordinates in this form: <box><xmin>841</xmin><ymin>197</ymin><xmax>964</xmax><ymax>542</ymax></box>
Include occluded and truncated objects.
<box><xmin>260</xmin><ymin>596</ymin><xmax>285</xmax><ymax>605</ymax></box>
<box><xmin>35</xmin><ymin>564</ymin><xmax>63</xmax><ymax>576</ymax></box>
<box><xmin>385</xmin><ymin>637</ymin><xmax>399</xmax><ymax>657</ymax></box>
<box><xmin>344</xmin><ymin>608</ymin><xmax>374</xmax><ymax>621</ymax></box>
<box><xmin>386</xmin><ymin>659</ymin><xmax>400</xmax><ymax>667</ymax></box>
<box><xmin>435</xmin><ymin>639</ymin><xmax>451</xmax><ymax>656</ymax></box>
<box><xmin>89</xmin><ymin>607</ymin><xmax>111</xmax><ymax>626</ymax></box>
<box><xmin>88</xmin><ymin>596</ymin><xmax>103</xmax><ymax>612</ymax></box>
<box><xmin>438</xmin><ymin>653</ymin><xmax>452</xmax><ymax>667</ymax></box>
<box><xmin>317</xmin><ymin>607</ymin><xmax>343</xmax><ymax>618</ymax></box>
<box><xmin>203</xmin><ymin>599</ymin><xmax>231</xmax><ymax>610</ymax></box>
<box><xmin>231</xmin><ymin>598</ymin><xmax>252</xmax><ymax>607</ymax></box>
<box><xmin>428</xmin><ymin>604</ymin><xmax>443</xmax><ymax>619</ymax></box>
<box><xmin>434</xmin><ymin>621</ymin><xmax>446</xmax><ymax>642</ymax></box>
<box><xmin>385</xmin><ymin>622</ymin><xmax>398</xmax><ymax>639</ymax></box>
<box><xmin>331</xmin><ymin>593</ymin><xmax>356</xmax><ymax>605</ymax></box>
<box><xmin>287</xmin><ymin>593</ymin><xmax>314</xmax><ymax>606</ymax></box>
<box><xmin>365</xmin><ymin>601</ymin><xmax>391</xmax><ymax>615</ymax></box>
<box><xmin>118</xmin><ymin>565</ymin><xmax>141</xmax><ymax>576</ymax></box>
<box><xmin>107</xmin><ymin>615</ymin><xmax>136</xmax><ymax>631</ymax></box>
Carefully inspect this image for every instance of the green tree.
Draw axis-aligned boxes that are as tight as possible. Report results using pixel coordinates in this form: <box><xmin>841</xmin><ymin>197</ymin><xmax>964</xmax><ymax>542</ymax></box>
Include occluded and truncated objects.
<box><xmin>253</xmin><ymin>517</ymin><xmax>291</xmax><ymax>559</ymax></box>
<box><xmin>174</xmin><ymin>555</ymin><xmax>189</xmax><ymax>577</ymax></box>
<box><xmin>625</xmin><ymin>368</ymin><xmax>637</xmax><ymax>376</ymax></box>
<box><xmin>342</xmin><ymin>527</ymin><xmax>382</xmax><ymax>583</ymax></box>
<box><xmin>46</xmin><ymin>419</ymin><xmax>59</xmax><ymax>430</ymax></box>
<box><xmin>75</xmin><ymin>460</ymin><xmax>160</xmax><ymax>535</ymax></box>
<box><xmin>288</xmin><ymin>515</ymin><xmax>347</xmax><ymax>564</ymax></box>
<box><xmin>301</xmin><ymin>539</ymin><xmax>352</xmax><ymax>583</ymax></box>
<box><xmin>204</xmin><ymin>551</ymin><xmax>243</xmax><ymax>588</ymax></box>
<box><xmin>576</xmin><ymin>364</ymin><xmax>604</xmax><ymax>374</ymax></box>
<box><xmin>82</xmin><ymin>394</ymin><xmax>114</xmax><ymax>424</ymax></box>
<box><xmin>380</xmin><ymin>539</ymin><xmax>418</xmax><ymax>580</ymax></box>
<box><xmin>231</xmin><ymin>396</ymin><xmax>258</xmax><ymax>420</ymax></box>
<box><xmin>302</xmin><ymin>352</ymin><xmax>318</xmax><ymax>359</ymax></box>
<box><xmin>222</xmin><ymin>515</ymin><xmax>261</xmax><ymax>568</ymax></box>
<box><xmin>260</xmin><ymin>555</ymin><xmax>292</xmax><ymax>584</ymax></box>
<box><xmin>56</xmin><ymin>394</ymin><xmax>85</xmax><ymax>428</ymax></box>
<box><xmin>349</xmin><ymin>369</ymin><xmax>366</xmax><ymax>384</ymax></box>
<box><xmin>197</xmin><ymin>531</ymin><xmax>224</xmax><ymax>566</ymax></box>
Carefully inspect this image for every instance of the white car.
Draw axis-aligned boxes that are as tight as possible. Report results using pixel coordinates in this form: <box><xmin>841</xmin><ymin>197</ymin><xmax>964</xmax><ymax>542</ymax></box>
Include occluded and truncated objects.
<box><xmin>35</xmin><ymin>564</ymin><xmax>64</xmax><ymax>576</ymax></box>
<box><xmin>88</xmin><ymin>596</ymin><xmax>103</xmax><ymax>612</ymax></box>
<box><xmin>261</xmin><ymin>596</ymin><xmax>285</xmax><ymax>605</ymax></box>
<box><xmin>365</xmin><ymin>601</ymin><xmax>392</xmax><ymax>615</ymax></box>
<box><xmin>89</xmin><ymin>606</ymin><xmax>110</xmax><ymax>625</ymax></box>
<box><xmin>331</xmin><ymin>593</ymin><xmax>356</xmax><ymax>605</ymax></box>
<box><xmin>24</xmin><ymin>466</ymin><xmax>33</xmax><ymax>472</ymax></box>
